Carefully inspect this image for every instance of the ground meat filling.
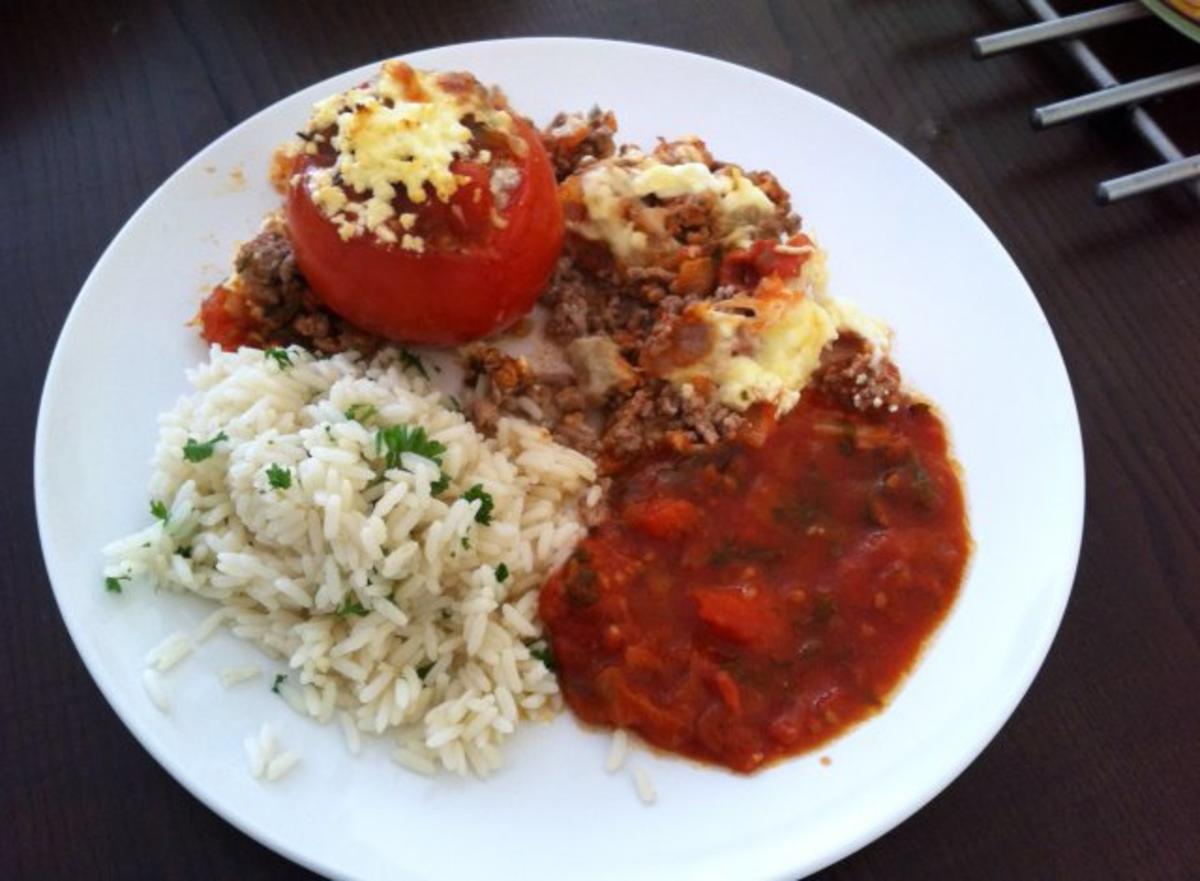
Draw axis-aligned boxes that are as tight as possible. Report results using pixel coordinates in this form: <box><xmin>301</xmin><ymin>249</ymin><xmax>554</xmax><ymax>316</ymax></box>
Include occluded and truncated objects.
<box><xmin>811</xmin><ymin>333</ymin><xmax>904</xmax><ymax>415</ymax></box>
<box><xmin>463</xmin><ymin>345</ymin><xmax>600</xmax><ymax>453</ymax></box>
<box><xmin>462</xmin><ymin>341</ymin><xmax>749</xmax><ymax>467</ymax></box>
<box><xmin>603</xmin><ymin>380</ymin><xmax>746</xmax><ymax>458</ymax></box>
<box><xmin>200</xmin><ymin>222</ymin><xmax>382</xmax><ymax>356</ymax></box>
<box><xmin>540</xmin><ymin>108</ymin><xmax>618</xmax><ymax>180</ymax></box>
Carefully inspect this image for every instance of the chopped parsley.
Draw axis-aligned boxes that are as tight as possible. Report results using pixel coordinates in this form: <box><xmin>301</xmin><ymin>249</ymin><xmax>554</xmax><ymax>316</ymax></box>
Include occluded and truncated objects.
<box><xmin>462</xmin><ymin>484</ymin><xmax>494</xmax><ymax>525</ymax></box>
<box><xmin>430</xmin><ymin>471</ymin><xmax>451</xmax><ymax>496</ymax></box>
<box><xmin>104</xmin><ymin>575</ymin><xmax>130</xmax><ymax>594</ymax></box>
<box><xmin>460</xmin><ymin>536</ymin><xmax>471</xmax><ymax>550</ymax></box>
<box><xmin>266</xmin><ymin>464</ymin><xmax>292</xmax><ymax>490</ymax></box>
<box><xmin>264</xmin><ymin>347</ymin><xmax>292</xmax><ymax>369</ymax></box>
<box><xmin>375</xmin><ymin>425</ymin><xmax>446</xmax><ymax>470</ymax></box>
<box><xmin>150</xmin><ymin>499</ymin><xmax>169</xmax><ymax>522</ymax></box>
<box><xmin>399</xmin><ymin>349</ymin><xmax>429</xmax><ymax>380</ymax></box>
<box><xmin>344</xmin><ymin>403</ymin><xmax>378</xmax><ymax>424</ymax></box>
<box><xmin>271</xmin><ymin>673</ymin><xmax>287</xmax><ymax>694</ymax></box>
<box><xmin>530</xmin><ymin>644</ymin><xmax>556</xmax><ymax>671</ymax></box>
<box><xmin>336</xmin><ymin>597</ymin><xmax>369</xmax><ymax>617</ymax></box>
<box><xmin>494</xmin><ymin>563</ymin><xmax>509</xmax><ymax>583</ymax></box>
<box><xmin>182</xmin><ymin>431</ymin><xmax>228</xmax><ymax>463</ymax></box>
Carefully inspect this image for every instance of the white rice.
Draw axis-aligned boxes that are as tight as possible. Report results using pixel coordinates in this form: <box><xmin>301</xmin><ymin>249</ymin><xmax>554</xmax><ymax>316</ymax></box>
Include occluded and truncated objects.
<box><xmin>142</xmin><ymin>669</ymin><xmax>170</xmax><ymax>713</ymax></box>
<box><xmin>193</xmin><ymin>607</ymin><xmax>231</xmax><ymax>644</ymax></box>
<box><xmin>266</xmin><ymin>750</ymin><xmax>302</xmax><ymax>781</ymax></box>
<box><xmin>107</xmin><ymin>345</ymin><xmax>595</xmax><ymax>776</ymax></box>
<box><xmin>246</xmin><ymin>722</ymin><xmax>299</xmax><ymax>781</ymax></box>
<box><xmin>606</xmin><ymin>729</ymin><xmax>628</xmax><ymax>773</ymax></box>
<box><xmin>218</xmin><ymin>664</ymin><xmax>262</xmax><ymax>688</ymax></box>
<box><xmin>632</xmin><ymin>766</ymin><xmax>657</xmax><ymax>805</ymax></box>
<box><xmin>244</xmin><ymin>734</ymin><xmax>266</xmax><ymax>778</ymax></box>
<box><xmin>145</xmin><ymin>631</ymin><xmax>194</xmax><ymax>672</ymax></box>
<box><xmin>338</xmin><ymin>710</ymin><xmax>362</xmax><ymax>756</ymax></box>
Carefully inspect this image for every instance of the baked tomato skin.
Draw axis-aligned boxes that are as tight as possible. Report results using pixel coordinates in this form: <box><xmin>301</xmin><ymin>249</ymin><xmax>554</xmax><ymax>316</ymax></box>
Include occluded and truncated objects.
<box><xmin>285</xmin><ymin>118</ymin><xmax>563</xmax><ymax>345</ymax></box>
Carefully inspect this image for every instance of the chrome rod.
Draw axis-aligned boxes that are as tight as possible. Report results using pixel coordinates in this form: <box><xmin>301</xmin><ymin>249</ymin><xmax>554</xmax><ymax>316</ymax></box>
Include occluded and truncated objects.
<box><xmin>1032</xmin><ymin>65</ymin><xmax>1200</xmax><ymax>127</ymax></box>
<box><xmin>972</xmin><ymin>2</ymin><xmax>1149</xmax><ymax>58</ymax></box>
<box><xmin>1017</xmin><ymin>0</ymin><xmax>1200</xmax><ymax>203</ymax></box>
<box><xmin>1098</xmin><ymin>155</ymin><xmax>1200</xmax><ymax>203</ymax></box>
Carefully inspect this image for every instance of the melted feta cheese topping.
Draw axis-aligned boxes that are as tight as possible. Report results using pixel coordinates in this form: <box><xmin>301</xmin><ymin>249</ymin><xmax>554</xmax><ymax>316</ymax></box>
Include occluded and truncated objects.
<box><xmin>570</xmin><ymin>148</ymin><xmax>780</xmax><ymax>265</ymax></box>
<box><xmin>298</xmin><ymin>61</ymin><xmax>515</xmax><ymax>248</ymax></box>
<box><xmin>664</xmin><ymin>247</ymin><xmax>892</xmax><ymax>413</ymax></box>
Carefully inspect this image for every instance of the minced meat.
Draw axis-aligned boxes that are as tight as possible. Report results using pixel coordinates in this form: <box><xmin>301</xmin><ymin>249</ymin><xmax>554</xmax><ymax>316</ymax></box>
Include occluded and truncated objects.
<box><xmin>811</xmin><ymin>333</ymin><xmax>904</xmax><ymax>414</ymax></box>
<box><xmin>198</xmin><ymin>219</ymin><xmax>381</xmax><ymax>355</ymax></box>
<box><xmin>540</xmin><ymin>107</ymin><xmax>618</xmax><ymax>180</ymax></box>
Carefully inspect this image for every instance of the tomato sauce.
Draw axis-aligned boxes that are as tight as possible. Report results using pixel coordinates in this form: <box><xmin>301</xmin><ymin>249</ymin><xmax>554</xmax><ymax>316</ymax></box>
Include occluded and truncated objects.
<box><xmin>197</xmin><ymin>284</ymin><xmax>256</xmax><ymax>350</ymax></box>
<box><xmin>539</xmin><ymin>392</ymin><xmax>969</xmax><ymax>773</ymax></box>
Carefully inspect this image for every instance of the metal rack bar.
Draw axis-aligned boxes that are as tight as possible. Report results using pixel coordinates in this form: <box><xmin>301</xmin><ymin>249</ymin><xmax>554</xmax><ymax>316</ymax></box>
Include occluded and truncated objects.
<box><xmin>1032</xmin><ymin>64</ymin><xmax>1200</xmax><ymax>127</ymax></box>
<box><xmin>973</xmin><ymin>0</ymin><xmax>1200</xmax><ymax>205</ymax></box>
<box><xmin>972</xmin><ymin>2</ymin><xmax>1150</xmax><ymax>58</ymax></box>
<box><xmin>1098</xmin><ymin>154</ymin><xmax>1200</xmax><ymax>203</ymax></box>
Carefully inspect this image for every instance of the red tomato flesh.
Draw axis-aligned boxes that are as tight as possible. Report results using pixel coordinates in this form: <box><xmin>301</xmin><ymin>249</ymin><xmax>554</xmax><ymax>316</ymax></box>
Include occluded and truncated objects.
<box><xmin>285</xmin><ymin>119</ymin><xmax>563</xmax><ymax>345</ymax></box>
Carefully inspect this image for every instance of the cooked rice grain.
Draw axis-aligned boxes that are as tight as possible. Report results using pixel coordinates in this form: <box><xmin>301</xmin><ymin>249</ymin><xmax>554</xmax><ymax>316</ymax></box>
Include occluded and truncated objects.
<box><xmin>219</xmin><ymin>664</ymin><xmax>262</xmax><ymax>688</ymax></box>
<box><xmin>145</xmin><ymin>631</ymin><xmax>194</xmax><ymax>672</ymax></box>
<box><xmin>108</xmin><ymin>346</ymin><xmax>595</xmax><ymax>776</ymax></box>
<box><xmin>142</xmin><ymin>669</ymin><xmax>170</xmax><ymax>713</ymax></box>
<box><xmin>633</xmin><ymin>766</ymin><xmax>657</xmax><ymax>805</ymax></box>
<box><xmin>606</xmin><ymin>729</ymin><xmax>628</xmax><ymax>773</ymax></box>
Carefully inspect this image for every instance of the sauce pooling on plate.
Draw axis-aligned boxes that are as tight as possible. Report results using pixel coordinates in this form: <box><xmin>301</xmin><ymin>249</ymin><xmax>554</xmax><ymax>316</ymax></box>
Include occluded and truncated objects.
<box><xmin>539</xmin><ymin>390</ymin><xmax>969</xmax><ymax>772</ymax></box>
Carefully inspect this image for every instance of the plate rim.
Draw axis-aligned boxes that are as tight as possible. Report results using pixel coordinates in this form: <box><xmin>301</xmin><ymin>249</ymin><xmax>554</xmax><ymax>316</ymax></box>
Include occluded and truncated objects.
<box><xmin>1141</xmin><ymin>0</ymin><xmax>1200</xmax><ymax>44</ymax></box>
<box><xmin>34</xmin><ymin>35</ymin><xmax>1086</xmax><ymax>881</ymax></box>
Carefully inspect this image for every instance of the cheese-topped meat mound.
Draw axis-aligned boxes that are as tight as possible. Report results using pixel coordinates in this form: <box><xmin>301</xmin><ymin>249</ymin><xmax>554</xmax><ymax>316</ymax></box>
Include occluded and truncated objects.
<box><xmin>555</xmin><ymin>136</ymin><xmax>892</xmax><ymax>417</ymax></box>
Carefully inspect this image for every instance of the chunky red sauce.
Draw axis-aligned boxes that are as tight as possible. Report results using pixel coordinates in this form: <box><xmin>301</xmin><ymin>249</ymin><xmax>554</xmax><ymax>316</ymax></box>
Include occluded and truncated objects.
<box><xmin>539</xmin><ymin>392</ymin><xmax>969</xmax><ymax>772</ymax></box>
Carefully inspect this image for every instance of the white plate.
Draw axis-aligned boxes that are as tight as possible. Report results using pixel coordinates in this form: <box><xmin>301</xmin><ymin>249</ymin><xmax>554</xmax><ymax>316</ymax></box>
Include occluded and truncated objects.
<box><xmin>35</xmin><ymin>38</ymin><xmax>1084</xmax><ymax>881</ymax></box>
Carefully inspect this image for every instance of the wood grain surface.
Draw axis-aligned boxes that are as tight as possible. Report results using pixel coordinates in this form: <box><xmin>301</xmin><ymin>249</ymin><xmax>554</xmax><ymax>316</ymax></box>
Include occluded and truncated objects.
<box><xmin>3</xmin><ymin>1</ymin><xmax>1197</xmax><ymax>878</ymax></box>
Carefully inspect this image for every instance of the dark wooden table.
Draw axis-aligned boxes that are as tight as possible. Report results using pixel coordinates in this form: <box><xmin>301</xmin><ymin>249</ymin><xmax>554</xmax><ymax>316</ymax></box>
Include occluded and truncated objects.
<box><xmin>4</xmin><ymin>1</ymin><xmax>1197</xmax><ymax>878</ymax></box>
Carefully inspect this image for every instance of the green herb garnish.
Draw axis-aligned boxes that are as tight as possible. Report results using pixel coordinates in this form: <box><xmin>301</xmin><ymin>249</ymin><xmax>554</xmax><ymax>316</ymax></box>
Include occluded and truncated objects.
<box><xmin>336</xmin><ymin>597</ymin><xmax>369</xmax><ymax>617</ymax></box>
<box><xmin>399</xmin><ymin>349</ymin><xmax>429</xmax><ymax>380</ymax></box>
<box><xmin>271</xmin><ymin>673</ymin><xmax>287</xmax><ymax>694</ymax></box>
<box><xmin>375</xmin><ymin>425</ymin><xmax>446</xmax><ymax>470</ymax></box>
<box><xmin>462</xmin><ymin>484</ymin><xmax>494</xmax><ymax>524</ymax></box>
<box><xmin>461</xmin><ymin>536</ymin><xmax>471</xmax><ymax>550</ymax></box>
<box><xmin>495</xmin><ymin>563</ymin><xmax>509</xmax><ymax>583</ymax></box>
<box><xmin>345</xmin><ymin>403</ymin><xmax>378</xmax><ymax>424</ymax></box>
<box><xmin>264</xmin><ymin>347</ymin><xmax>292</xmax><ymax>369</ymax></box>
<box><xmin>266</xmin><ymin>464</ymin><xmax>292</xmax><ymax>490</ymax></box>
<box><xmin>530</xmin><ymin>644</ymin><xmax>556</xmax><ymax>671</ymax></box>
<box><xmin>182</xmin><ymin>431</ymin><xmax>228</xmax><ymax>463</ymax></box>
<box><xmin>430</xmin><ymin>471</ymin><xmax>451</xmax><ymax>496</ymax></box>
<box><xmin>150</xmin><ymin>499</ymin><xmax>169</xmax><ymax>522</ymax></box>
<box><xmin>104</xmin><ymin>575</ymin><xmax>130</xmax><ymax>594</ymax></box>
<box><xmin>813</xmin><ymin>594</ymin><xmax>837</xmax><ymax>624</ymax></box>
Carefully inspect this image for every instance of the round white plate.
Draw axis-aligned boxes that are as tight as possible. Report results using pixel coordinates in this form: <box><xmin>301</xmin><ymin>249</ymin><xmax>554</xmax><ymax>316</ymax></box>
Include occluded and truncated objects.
<box><xmin>35</xmin><ymin>38</ymin><xmax>1084</xmax><ymax>881</ymax></box>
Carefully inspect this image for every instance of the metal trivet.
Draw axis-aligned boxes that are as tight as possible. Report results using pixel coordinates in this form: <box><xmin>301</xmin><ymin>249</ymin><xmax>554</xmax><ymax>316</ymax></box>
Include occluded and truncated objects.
<box><xmin>974</xmin><ymin>0</ymin><xmax>1200</xmax><ymax>204</ymax></box>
